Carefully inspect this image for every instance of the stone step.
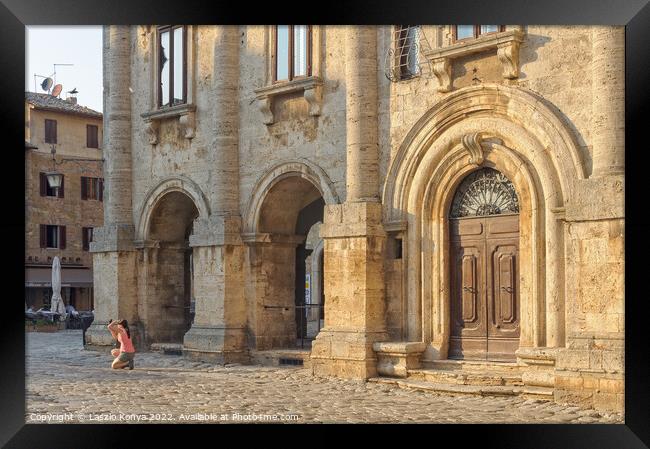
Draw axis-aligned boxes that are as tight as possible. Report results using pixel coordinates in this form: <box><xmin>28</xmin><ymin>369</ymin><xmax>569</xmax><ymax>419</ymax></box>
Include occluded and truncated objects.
<box><xmin>408</xmin><ymin>368</ymin><xmax>524</xmax><ymax>386</ymax></box>
<box><xmin>368</xmin><ymin>377</ymin><xmax>553</xmax><ymax>400</ymax></box>
<box><xmin>250</xmin><ymin>349</ymin><xmax>312</xmax><ymax>367</ymax></box>
<box><xmin>425</xmin><ymin>359</ymin><xmax>522</xmax><ymax>373</ymax></box>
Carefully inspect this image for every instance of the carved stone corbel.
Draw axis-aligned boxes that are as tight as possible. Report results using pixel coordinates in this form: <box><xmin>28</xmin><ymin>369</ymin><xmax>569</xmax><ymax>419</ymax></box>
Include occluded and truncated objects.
<box><xmin>179</xmin><ymin>111</ymin><xmax>196</xmax><ymax>140</ymax></box>
<box><xmin>258</xmin><ymin>96</ymin><xmax>274</xmax><ymax>125</ymax></box>
<box><xmin>461</xmin><ymin>132</ymin><xmax>485</xmax><ymax>166</ymax></box>
<box><xmin>432</xmin><ymin>57</ymin><xmax>452</xmax><ymax>93</ymax></box>
<box><xmin>303</xmin><ymin>85</ymin><xmax>322</xmax><ymax>117</ymax></box>
<box><xmin>145</xmin><ymin>120</ymin><xmax>159</xmax><ymax>145</ymax></box>
<box><xmin>497</xmin><ymin>40</ymin><xmax>521</xmax><ymax>79</ymax></box>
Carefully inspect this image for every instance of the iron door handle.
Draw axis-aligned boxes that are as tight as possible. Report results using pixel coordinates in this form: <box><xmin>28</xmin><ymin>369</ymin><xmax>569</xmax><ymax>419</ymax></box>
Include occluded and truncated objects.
<box><xmin>501</xmin><ymin>286</ymin><xmax>513</xmax><ymax>293</ymax></box>
<box><xmin>463</xmin><ymin>286</ymin><xmax>475</xmax><ymax>293</ymax></box>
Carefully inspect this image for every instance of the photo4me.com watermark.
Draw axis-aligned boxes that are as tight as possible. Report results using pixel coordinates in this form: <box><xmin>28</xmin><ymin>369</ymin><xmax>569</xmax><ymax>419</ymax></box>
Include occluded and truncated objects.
<box><xmin>28</xmin><ymin>412</ymin><xmax>301</xmax><ymax>423</ymax></box>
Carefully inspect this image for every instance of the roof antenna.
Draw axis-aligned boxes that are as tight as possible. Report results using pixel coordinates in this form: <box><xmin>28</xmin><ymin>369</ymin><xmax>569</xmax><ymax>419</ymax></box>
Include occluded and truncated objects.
<box><xmin>52</xmin><ymin>63</ymin><xmax>73</xmax><ymax>87</ymax></box>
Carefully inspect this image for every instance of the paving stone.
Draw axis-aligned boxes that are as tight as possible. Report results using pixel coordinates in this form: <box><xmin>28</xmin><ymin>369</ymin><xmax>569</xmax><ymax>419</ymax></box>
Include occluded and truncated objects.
<box><xmin>25</xmin><ymin>331</ymin><xmax>624</xmax><ymax>424</ymax></box>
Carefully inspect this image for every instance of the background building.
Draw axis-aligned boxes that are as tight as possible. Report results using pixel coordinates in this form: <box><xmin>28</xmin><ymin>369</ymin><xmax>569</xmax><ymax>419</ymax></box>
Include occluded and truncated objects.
<box><xmin>85</xmin><ymin>25</ymin><xmax>624</xmax><ymax>413</ymax></box>
<box><xmin>25</xmin><ymin>92</ymin><xmax>104</xmax><ymax>312</ymax></box>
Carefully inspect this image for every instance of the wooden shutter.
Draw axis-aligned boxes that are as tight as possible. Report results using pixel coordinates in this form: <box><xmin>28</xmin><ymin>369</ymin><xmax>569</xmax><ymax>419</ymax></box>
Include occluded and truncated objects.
<box><xmin>45</xmin><ymin>119</ymin><xmax>57</xmax><ymax>143</ymax></box>
<box><xmin>45</xmin><ymin>120</ymin><xmax>51</xmax><ymax>143</ymax></box>
<box><xmin>82</xmin><ymin>228</ymin><xmax>89</xmax><ymax>251</ymax></box>
<box><xmin>59</xmin><ymin>226</ymin><xmax>66</xmax><ymax>249</ymax></box>
<box><xmin>98</xmin><ymin>178</ymin><xmax>104</xmax><ymax>202</ymax></box>
<box><xmin>86</xmin><ymin>125</ymin><xmax>98</xmax><ymax>148</ymax></box>
<box><xmin>81</xmin><ymin>177</ymin><xmax>88</xmax><ymax>200</ymax></box>
<box><xmin>58</xmin><ymin>175</ymin><xmax>65</xmax><ymax>198</ymax></box>
<box><xmin>39</xmin><ymin>173</ymin><xmax>46</xmax><ymax>196</ymax></box>
<box><xmin>39</xmin><ymin>225</ymin><xmax>46</xmax><ymax>248</ymax></box>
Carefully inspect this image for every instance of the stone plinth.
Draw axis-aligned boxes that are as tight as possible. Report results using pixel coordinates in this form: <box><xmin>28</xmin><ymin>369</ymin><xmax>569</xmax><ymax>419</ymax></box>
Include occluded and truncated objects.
<box><xmin>85</xmin><ymin>227</ymin><xmax>140</xmax><ymax>350</ymax></box>
<box><xmin>516</xmin><ymin>347</ymin><xmax>557</xmax><ymax>388</ymax></box>
<box><xmin>311</xmin><ymin>202</ymin><xmax>389</xmax><ymax>379</ymax></box>
<box><xmin>373</xmin><ymin>342</ymin><xmax>426</xmax><ymax>378</ymax></box>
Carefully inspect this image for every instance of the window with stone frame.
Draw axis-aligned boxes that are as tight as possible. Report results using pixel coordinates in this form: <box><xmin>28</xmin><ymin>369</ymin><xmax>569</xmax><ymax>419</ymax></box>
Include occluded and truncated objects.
<box><xmin>453</xmin><ymin>25</ymin><xmax>505</xmax><ymax>42</ymax></box>
<box><xmin>273</xmin><ymin>25</ymin><xmax>312</xmax><ymax>82</ymax></box>
<box><xmin>157</xmin><ymin>25</ymin><xmax>187</xmax><ymax>107</ymax></box>
<box><xmin>81</xmin><ymin>176</ymin><xmax>103</xmax><ymax>201</ymax></box>
<box><xmin>40</xmin><ymin>224</ymin><xmax>66</xmax><ymax>249</ymax></box>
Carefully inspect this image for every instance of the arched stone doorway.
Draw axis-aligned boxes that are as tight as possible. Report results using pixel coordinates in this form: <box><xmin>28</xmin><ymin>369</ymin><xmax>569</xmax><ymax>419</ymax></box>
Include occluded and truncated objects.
<box><xmin>141</xmin><ymin>191</ymin><xmax>199</xmax><ymax>345</ymax></box>
<box><xmin>448</xmin><ymin>167</ymin><xmax>521</xmax><ymax>361</ymax></box>
<box><xmin>382</xmin><ymin>85</ymin><xmax>586</xmax><ymax>364</ymax></box>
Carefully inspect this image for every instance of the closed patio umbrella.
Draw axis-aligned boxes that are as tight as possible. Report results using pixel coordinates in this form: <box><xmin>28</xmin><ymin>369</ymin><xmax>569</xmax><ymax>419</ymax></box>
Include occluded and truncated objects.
<box><xmin>50</xmin><ymin>257</ymin><xmax>66</xmax><ymax>321</ymax></box>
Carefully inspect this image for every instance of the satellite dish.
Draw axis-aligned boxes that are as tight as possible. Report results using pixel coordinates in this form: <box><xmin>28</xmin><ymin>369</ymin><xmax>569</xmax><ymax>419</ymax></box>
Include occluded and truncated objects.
<box><xmin>51</xmin><ymin>84</ymin><xmax>63</xmax><ymax>97</ymax></box>
<box><xmin>41</xmin><ymin>77</ymin><xmax>53</xmax><ymax>91</ymax></box>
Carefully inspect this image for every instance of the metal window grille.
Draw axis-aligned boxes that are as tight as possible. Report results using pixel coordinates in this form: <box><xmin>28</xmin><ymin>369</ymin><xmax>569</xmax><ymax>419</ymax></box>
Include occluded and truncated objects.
<box><xmin>384</xmin><ymin>25</ymin><xmax>432</xmax><ymax>82</ymax></box>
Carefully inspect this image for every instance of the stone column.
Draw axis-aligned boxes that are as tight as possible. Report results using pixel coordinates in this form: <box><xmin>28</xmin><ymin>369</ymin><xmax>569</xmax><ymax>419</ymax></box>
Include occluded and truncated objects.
<box><xmin>85</xmin><ymin>26</ymin><xmax>139</xmax><ymax>350</ymax></box>
<box><xmin>592</xmin><ymin>26</ymin><xmax>625</xmax><ymax>177</ymax></box>
<box><xmin>311</xmin><ymin>27</ymin><xmax>388</xmax><ymax>379</ymax></box>
<box><xmin>183</xmin><ymin>26</ymin><xmax>247</xmax><ymax>363</ymax></box>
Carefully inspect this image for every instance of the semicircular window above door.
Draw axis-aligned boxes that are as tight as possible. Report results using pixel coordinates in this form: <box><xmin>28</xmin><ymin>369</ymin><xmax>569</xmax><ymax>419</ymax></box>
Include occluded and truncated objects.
<box><xmin>449</xmin><ymin>167</ymin><xmax>520</xmax><ymax>218</ymax></box>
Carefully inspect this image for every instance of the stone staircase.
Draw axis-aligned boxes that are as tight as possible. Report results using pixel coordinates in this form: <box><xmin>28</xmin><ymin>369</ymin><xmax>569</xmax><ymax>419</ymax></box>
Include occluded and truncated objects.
<box><xmin>369</xmin><ymin>359</ymin><xmax>554</xmax><ymax>400</ymax></box>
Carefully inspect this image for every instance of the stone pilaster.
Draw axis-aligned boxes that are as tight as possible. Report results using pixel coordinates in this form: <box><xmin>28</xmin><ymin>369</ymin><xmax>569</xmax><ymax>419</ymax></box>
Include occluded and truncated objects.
<box><xmin>182</xmin><ymin>26</ymin><xmax>247</xmax><ymax>363</ymax></box>
<box><xmin>183</xmin><ymin>217</ymin><xmax>248</xmax><ymax>363</ymax></box>
<box><xmin>551</xmin><ymin>27</ymin><xmax>625</xmax><ymax>413</ymax></box>
<box><xmin>311</xmin><ymin>202</ymin><xmax>388</xmax><ymax>378</ymax></box>
<box><xmin>85</xmin><ymin>26</ymin><xmax>138</xmax><ymax>351</ymax></box>
<box><xmin>311</xmin><ymin>27</ymin><xmax>387</xmax><ymax>379</ymax></box>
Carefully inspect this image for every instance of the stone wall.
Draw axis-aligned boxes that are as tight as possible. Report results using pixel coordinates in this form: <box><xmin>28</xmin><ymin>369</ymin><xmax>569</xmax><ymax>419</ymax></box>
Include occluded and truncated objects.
<box><xmin>94</xmin><ymin>25</ymin><xmax>626</xmax><ymax>413</ymax></box>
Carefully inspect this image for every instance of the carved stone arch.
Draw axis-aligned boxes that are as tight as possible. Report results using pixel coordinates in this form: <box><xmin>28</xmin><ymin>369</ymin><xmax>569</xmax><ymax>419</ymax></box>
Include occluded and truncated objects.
<box><xmin>135</xmin><ymin>175</ymin><xmax>211</xmax><ymax>242</ymax></box>
<box><xmin>383</xmin><ymin>83</ymin><xmax>586</xmax><ymax>226</ymax></box>
<box><xmin>383</xmin><ymin>85</ymin><xmax>579</xmax><ymax>362</ymax></box>
<box><xmin>243</xmin><ymin>159</ymin><xmax>340</xmax><ymax>234</ymax></box>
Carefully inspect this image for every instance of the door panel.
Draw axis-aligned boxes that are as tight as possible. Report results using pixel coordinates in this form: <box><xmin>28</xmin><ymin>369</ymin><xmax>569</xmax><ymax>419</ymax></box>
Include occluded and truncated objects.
<box><xmin>449</xmin><ymin>215</ymin><xmax>520</xmax><ymax>361</ymax></box>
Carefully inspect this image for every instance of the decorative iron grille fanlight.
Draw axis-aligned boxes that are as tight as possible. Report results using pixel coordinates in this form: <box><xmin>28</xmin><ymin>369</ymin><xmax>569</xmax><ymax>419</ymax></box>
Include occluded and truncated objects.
<box><xmin>384</xmin><ymin>25</ymin><xmax>432</xmax><ymax>82</ymax></box>
<box><xmin>450</xmin><ymin>168</ymin><xmax>520</xmax><ymax>218</ymax></box>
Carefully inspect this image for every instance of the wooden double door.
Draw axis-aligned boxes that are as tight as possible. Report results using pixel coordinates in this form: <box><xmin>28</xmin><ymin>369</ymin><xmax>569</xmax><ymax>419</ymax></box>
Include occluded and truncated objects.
<box><xmin>449</xmin><ymin>213</ymin><xmax>520</xmax><ymax>361</ymax></box>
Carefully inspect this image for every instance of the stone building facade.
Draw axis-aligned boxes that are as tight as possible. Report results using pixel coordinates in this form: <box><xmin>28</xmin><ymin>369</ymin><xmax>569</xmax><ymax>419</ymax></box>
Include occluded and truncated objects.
<box><xmin>25</xmin><ymin>93</ymin><xmax>104</xmax><ymax>311</ymax></box>
<box><xmin>85</xmin><ymin>25</ymin><xmax>624</xmax><ymax>413</ymax></box>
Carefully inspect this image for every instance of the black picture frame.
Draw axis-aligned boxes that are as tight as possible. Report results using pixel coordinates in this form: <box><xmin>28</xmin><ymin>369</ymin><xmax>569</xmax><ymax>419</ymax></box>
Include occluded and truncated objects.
<box><xmin>3</xmin><ymin>0</ymin><xmax>648</xmax><ymax>446</ymax></box>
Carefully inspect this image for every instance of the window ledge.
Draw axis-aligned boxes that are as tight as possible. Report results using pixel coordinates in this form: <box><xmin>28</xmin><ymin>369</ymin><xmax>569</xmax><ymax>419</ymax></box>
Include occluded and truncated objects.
<box><xmin>254</xmin><ymin>76</ymin><xmax>323</xmax><ymax>125</ymax></box>
<box><xmin>140</xmin><ymin>103</ymin><xmax>197</xmax><ymax>144</ymax></box>
<box><xmin>423</xmin><ymin>29</ymin><xmax>525</xmax><ymax>92</ymax></box>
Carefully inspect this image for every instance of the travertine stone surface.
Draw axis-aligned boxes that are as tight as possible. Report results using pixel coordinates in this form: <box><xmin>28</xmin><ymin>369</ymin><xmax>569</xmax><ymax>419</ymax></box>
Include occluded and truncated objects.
<box><xmin>92</xmin><ymin>25</ymin><xmax>625</xmax><ymax>413</ymax></box>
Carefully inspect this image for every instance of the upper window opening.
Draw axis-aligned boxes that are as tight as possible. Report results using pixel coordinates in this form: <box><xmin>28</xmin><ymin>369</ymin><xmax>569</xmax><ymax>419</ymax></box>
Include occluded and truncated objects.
<box><xmin>453</xmin><ymin>25</ymin><xmax>505</xmax><ymax>42</ymax></box>
<box><xmin>158</xmin><ymin>25</ymin><xmax>187</xmax><ymax>108</ymax></box>
<box><xmin>44</xmin><ymin>119</ymin><xmax>57</xmax><ymax>144</ymax></box>
<box><xmin>86</xmin><ymin>124</ymin><xmax>99</xmax><ymax>148</ymax></box>
<box><xmin>396</xmin><ymin>25</ymin><xmax>420</xmax><ymax>80</ymax></box>
<box><xmin>274</xmin><ymin>25</ymin><xmax>312</xmax><ymax>82</ymax></box>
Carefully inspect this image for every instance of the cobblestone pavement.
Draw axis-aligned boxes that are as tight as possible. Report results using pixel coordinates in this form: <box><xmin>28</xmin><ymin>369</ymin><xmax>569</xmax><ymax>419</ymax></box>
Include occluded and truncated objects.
<box><xmin>26</xmin><ymin>331</ymin><xmax>623</xmax><ymax>424</ymax></box>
